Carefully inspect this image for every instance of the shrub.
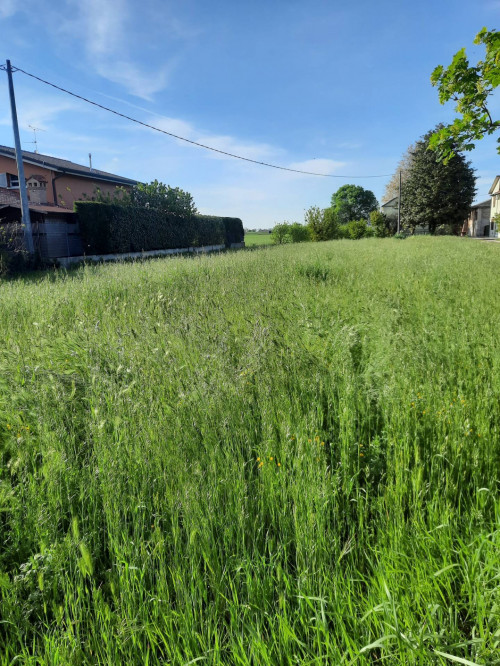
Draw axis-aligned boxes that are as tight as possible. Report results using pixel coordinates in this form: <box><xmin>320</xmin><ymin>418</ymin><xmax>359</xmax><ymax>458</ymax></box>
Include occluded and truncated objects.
<box><xmin>288</xmin><ymin>222</ymin><xmax>311</xmax><ymax>243</ymax></box>
<box><xmin>271</xmin><ymin>221</ymin><xmax>311</xmax><ymax>245</ymax></box>
<box><xmin>305</xmin><ymin>206</ymin><xmax>338</xmax><ymax>241</ymax></box>
<box><xmin>346</xmin><ymin>219</ymin><xmax>371</xmax><ymax>239</ymax></box>
<box><xmin>370</xmin><ymin>210</ymin><xmax>394</xmax><ymax>237</ymax></box>
<box><xmin>131</xmin><ymin>181</ymin><xmax>197</xmax><ymax>217</ymax></box>
<box><xmin>271</xmin><ymin>223</ymin><xmax>292</xmax><ymax>244</ymax></box>
<box><xmin>337</xmin><ymin>224</ymin><xmax>350</xmax><ymax>239</ymax></box>
<box><xmin>75</xmin><ymin>202</ymin><xmax>227</xmax><ymax>255</ymax></box>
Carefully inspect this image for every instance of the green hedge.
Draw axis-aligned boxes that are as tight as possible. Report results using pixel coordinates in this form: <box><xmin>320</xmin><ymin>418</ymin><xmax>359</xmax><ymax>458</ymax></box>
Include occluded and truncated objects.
<box><xmin>222</xmin><ymin>217</ymin><xmax>244</xmax><ymax>245</ymax></box>
<box><xmin>193</xmin><ymin>215</ymin><xmax>244</xmax><ymax>246</ymax></box>
<box><xmin>75</xmin><ymin>203</ymin><xmax>242</xmax><ymax>255</ymax></box>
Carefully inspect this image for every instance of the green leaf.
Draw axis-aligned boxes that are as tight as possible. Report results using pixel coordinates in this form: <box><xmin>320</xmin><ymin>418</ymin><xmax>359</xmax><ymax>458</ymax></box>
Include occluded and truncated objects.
<box><xmin>433</xmin><ymin>649</ymin><xmax>483</xmax><ymax>666</ymax></box>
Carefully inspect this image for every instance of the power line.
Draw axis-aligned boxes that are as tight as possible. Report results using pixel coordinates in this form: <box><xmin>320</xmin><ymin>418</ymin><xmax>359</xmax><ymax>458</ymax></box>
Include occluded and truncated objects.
<box><xmin>12</xmin><ymin>64</ymin><xmax>393</xmax><ymax>179</ymax></box>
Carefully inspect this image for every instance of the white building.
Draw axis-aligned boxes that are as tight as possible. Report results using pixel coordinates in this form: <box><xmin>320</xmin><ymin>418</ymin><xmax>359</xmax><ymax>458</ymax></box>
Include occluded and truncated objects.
<box><xmin>463</xmin><ymin>200</ymin><xmax>492</xmax><ymax>237</ymax></box>
<box><xmin>489</xmin><ymin>175</ymin><xmax>500</xmax><ymax>237</ymax></box>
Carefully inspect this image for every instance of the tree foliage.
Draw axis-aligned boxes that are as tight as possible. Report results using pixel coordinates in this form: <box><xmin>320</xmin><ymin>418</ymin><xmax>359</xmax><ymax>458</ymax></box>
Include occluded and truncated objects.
<box><xmin>370</xmin><ymin>210</ymin><xmax>394</xmax><ymax>237</ymax></box>
<box><xmin>305</xmin><ymin>206</ymin><xmax>338</xmax><ymax>241</ymax></box>
<box><xmin>131</xmin><ymin>180</ymin><xmax>198</xmax><ymax>217</ymax></box>
<box><xmin>430</xmin><ymin>27</ymin><xmax>500</xmax><ymax>161</ymax></box>
<box><xmin>331</xmin><ymin>185</ymin><xmax>378</xmax><ymax>224</ymax></box>
<box><xmin>382</xmin><ymin>144</ymin><xmax>415</xmax><ymax>203</ymax></box>
<box><xmin>271</xmin><ymin>222</ymin><xmax>311</xmax><ymax>244</ymax></box>
<box><xmin>401</xmin><ymin>127</ymin><xmax>476</xmax><ymax>234</ymax></box>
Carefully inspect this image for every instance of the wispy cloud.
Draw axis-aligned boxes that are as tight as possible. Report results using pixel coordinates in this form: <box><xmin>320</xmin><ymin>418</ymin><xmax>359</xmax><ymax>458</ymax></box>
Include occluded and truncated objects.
<box><xmin>135</xmin><ymin>114</ymin><xmax>281</xmax><ymax>163</ymax></box>
<box><xmin>53</xmin><ymin>0</ymin><xmax>180</xmax><ymax>100</ymax></box>
<box><xmin>0</xmin><ymin>0</ymin><xmax>18</xmax><ymax>18</ymax></box>
<box><xmin>338</xmin><ymin>141</ymin><xmax>363</xmax><ymax>150</ymax></box>
<box><xmin>0</xmin><ymin>89</ymin><xmax>79</xmax><ymax>131</ymax></box>
<box><xmin>287</xmin><ymin>158</ymin><xmax>347</xmax><ymax>175</ymax></box>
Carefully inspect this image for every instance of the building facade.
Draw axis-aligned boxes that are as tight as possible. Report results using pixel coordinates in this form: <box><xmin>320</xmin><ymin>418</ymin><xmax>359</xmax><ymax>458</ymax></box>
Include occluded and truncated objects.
<box><xmin>463</xmin><ymin>200</ymin><xmax>492</xmax><ymax>237</ymax></box>
<box><xmin>0</xmin><ymin>145</ymin><xmax>138</xmax><ymax>209</ymax></box>
<box><xmin>489</xmin><ymin>175</ymin><xmax>500</xmax><ymax>237</ymax></box>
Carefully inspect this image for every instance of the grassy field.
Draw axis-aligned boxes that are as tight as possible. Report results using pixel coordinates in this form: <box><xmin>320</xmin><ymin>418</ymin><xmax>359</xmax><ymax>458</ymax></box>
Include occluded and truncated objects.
<box><xmin>0</xmin><ymin>238</ymin><xmax>499</xmax><ymax>665</ymax></box>
<box><xmin>244</xmin><ymin>231</ymin><xmax>274</xmax><ymax>246</ymax></box>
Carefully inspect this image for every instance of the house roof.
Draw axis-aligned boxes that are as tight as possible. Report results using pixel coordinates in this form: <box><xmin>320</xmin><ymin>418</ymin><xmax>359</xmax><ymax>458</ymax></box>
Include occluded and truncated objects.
<box><xmin>471</xmin><ymin>200</ymin><xmax>491</xmax><ymax>209</ymax></box>
<box><xmin>0</xmin><ymin>145</ymin><xmax>138</xmax><ymax>186</ymax></box>
<box><xmin>0</xmin><ymin>187</ymin><xmax>20</xmax><ymax>206</ymax></box>
<box><xmin>381</xmin><ymin>196</ymin><xmax>398</xmax><ymax>207</ymax></box>
<box><xmin>26</xmin><ymin>174</ymin><xmax>48</xmax><ymax>183</ymax></box>
<box><xmin>0</xmin><ymin>187</ymin><xmax>74</xmax><ymax>214</ymax></box>
<box><xmin>0</xmin><ymin>202</ymin><xmax>75</xmax><ymax>215</ymax></box>
<box><xmin>489</xmin><ymin>175</ymin><xmax>500</xmax><ymax>195</ymax></box>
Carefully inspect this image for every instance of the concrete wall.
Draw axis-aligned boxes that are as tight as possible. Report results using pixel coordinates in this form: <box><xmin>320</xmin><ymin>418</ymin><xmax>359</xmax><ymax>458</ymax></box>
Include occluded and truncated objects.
<box><xmin>57</xmin><ymin>244</ymin><xmax>227</xmax><ymax>267</ymax></box>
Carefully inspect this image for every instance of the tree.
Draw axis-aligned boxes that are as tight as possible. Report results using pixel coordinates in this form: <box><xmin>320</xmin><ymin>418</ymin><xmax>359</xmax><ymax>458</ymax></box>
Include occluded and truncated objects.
<box><xmin>131</xmin><ymin>180</ymin><xmax>197</xmax><ymax>216</ymax></box>
<box><xmin>370</xmin><ymin>210</ymin><xmax>394</xmax><ymax>237</ymax></box>
<box><xmin>382</xmin><ymin>144</ymin><xmax>415</xmax><ymax>203</ymax></box>
<box><xmin>271</xmin><ymin>222</ymin><xmax>292</xmax><ymax>244</ymax></box>
<box><xmin>401</xmin><ymin>127</ymin><xmax>476</xmax><ymax>234</ymax></box>
<box><xmin>331</xmin><ymin>185</ymin><xmax>378</xmax><ymax>224</ymax></box>
<box><xmin>305</xmin><ymin>206</ymin><xmax>338</xmax><ymax>241</ymax></box>
<box><xmin>430</xmin><ymin>28</ymin><xmax>500</xmax><ymax>162</ymax></box>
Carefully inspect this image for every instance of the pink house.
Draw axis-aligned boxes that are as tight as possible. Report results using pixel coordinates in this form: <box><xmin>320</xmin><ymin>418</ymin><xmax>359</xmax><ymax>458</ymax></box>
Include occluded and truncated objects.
<box><xmin>0</xmin><ymin>145</ymin><xmax>138</xmax><ymax>209</ymax></box>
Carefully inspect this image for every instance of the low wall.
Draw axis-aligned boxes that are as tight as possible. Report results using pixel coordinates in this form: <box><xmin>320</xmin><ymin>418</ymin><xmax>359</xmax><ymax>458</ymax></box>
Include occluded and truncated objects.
<box><xmin>56</xmin><ymin>244</ymin><xmax>227</xmax><ymax>267</ymax></box>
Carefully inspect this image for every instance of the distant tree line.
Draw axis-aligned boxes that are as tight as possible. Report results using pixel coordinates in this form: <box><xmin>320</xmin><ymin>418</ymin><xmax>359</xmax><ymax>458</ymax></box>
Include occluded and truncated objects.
<box><xmin>273</xmin><ymin>123</ymin><xmax>476</xmax><ymax>245</ymax></box>
<box><xmin>271</xmin><ymin>184</ymin><xmax>391</xmax><ymax>244</ymax></box>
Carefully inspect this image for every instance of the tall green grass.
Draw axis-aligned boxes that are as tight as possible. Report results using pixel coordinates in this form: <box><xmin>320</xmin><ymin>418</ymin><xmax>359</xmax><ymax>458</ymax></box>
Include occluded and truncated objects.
<box><xmin>0</xmin><ymin>238</ymin><xmax>499</xmax><ymax>665</ymax></box>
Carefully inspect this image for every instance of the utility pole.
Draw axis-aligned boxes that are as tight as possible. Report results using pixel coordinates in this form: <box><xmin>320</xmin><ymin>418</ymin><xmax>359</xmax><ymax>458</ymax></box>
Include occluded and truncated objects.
<box><xmin>3</xmin><ymin>60</ymin><xmax>34</xmax><ymax>255</ymax></box>
<box><xmin>397</xmin><ymin>170</ymin><xmax>402</xmax><ymax>234</ymax></box>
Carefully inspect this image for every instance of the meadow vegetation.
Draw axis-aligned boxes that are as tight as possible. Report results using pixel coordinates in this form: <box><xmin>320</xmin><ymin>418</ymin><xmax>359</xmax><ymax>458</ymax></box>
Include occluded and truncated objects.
<box><xmin>244</xmin><ymin>231</ymin><xmax>274</xmax><ymax>246</ymax></box>
<box><xmin>0</xmin><ymin>238</ymin><xmax>499</xmax><ymax>665</ymax></box>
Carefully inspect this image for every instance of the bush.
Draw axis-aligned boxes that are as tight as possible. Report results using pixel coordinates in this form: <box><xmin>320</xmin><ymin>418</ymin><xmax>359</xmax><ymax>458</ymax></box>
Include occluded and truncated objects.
<box><xmin>75</xmin><ymin>203</ymin><xmax>233</xmax><ymax>255</ymax></box>
<box><xmin>271</xmin><ymin>223</ymin><xmax>292</xmax><ymax>244</ymax></box>
<box><xmin>346</xmin><ymin>219</ymin><xmax>368</xmax><ymax>239</ymax></box>
<box><xmin>305</xmin><ymin>206</ymin><xmax>338</xmax><ymax>241</ymax></box>
<box><xmin>271</xmin><ymin>222</ymin><xmax>311</xmax><ymax>245</ymax></box>
<box><xmin>337</xmin><ymin>220</ymin><xmax>373</xmax><ymax>240</ymax></box>
<box><xmin>370</xmin><ymin>210</ymin><xmax>394</xmax><ymax>237</ymax></box>
<box><xmin>337</xmin><ymin>224</ymin><xmax>350</xmax><ymax>239</ymax></box>
<box><xmin>288</xmin><ymin>222</ymin><xmax>311</xmax><ymax>243</ymax></box>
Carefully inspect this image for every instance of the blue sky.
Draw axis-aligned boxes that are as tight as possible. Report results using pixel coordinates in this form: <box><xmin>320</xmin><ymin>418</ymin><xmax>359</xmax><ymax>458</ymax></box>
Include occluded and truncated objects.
<box><xmin>0</xmin><ymin>0</ymin><xmax>498</xmax><ymax>228</ymax></box>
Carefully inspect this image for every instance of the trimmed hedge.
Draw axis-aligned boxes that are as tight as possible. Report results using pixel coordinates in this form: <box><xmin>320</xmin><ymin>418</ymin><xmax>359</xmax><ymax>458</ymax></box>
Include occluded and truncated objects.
<box><xmin>222</xmin><ymin>217</ymin><xmax>244</xmax><ymax>245</ymax></box>
<box><xmin>74</xmin><ymin>203</ymin><xmax>242</xmax><ymax>255</ymax></box>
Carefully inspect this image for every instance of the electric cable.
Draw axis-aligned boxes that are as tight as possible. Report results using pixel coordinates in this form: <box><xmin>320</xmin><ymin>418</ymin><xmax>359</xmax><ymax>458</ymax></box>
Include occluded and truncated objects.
<box><xmin>12</xmin><ymin>65</ymin><xmax>393</xmax><ymax>179</ymax></box>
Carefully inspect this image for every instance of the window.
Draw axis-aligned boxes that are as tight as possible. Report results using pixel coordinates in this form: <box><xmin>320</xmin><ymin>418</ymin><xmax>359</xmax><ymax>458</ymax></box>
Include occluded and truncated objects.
<box><xmin>8</xmin><ymin>173</ymin><xmax>19</xmax><ymax>187</ymax></box>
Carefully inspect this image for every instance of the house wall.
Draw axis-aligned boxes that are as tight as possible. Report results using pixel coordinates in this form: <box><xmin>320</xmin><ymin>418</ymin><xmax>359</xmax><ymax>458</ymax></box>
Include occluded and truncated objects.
<box><xmin>491</xmin><ymin>181</ymin><xmax>500</xmax><ymax>235</ymax></box>
<box><xmin>51</xmin><ymin>174</ymin><xmax>129</xmax><ymax>207</ymax></box>
<box><xmin>0</xmin><ymin>155</ymin><xmax>131</xmax><ymax>208</ymax></box>
<box><xmin>465</xmin><ymin>204</ymin><xmax>491</xmax><ymax>237</ymax></box>
<box><xmin>381</xmin><ymin>201</ymin><xmax>398</xmax><ymax>220</ymax></box>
